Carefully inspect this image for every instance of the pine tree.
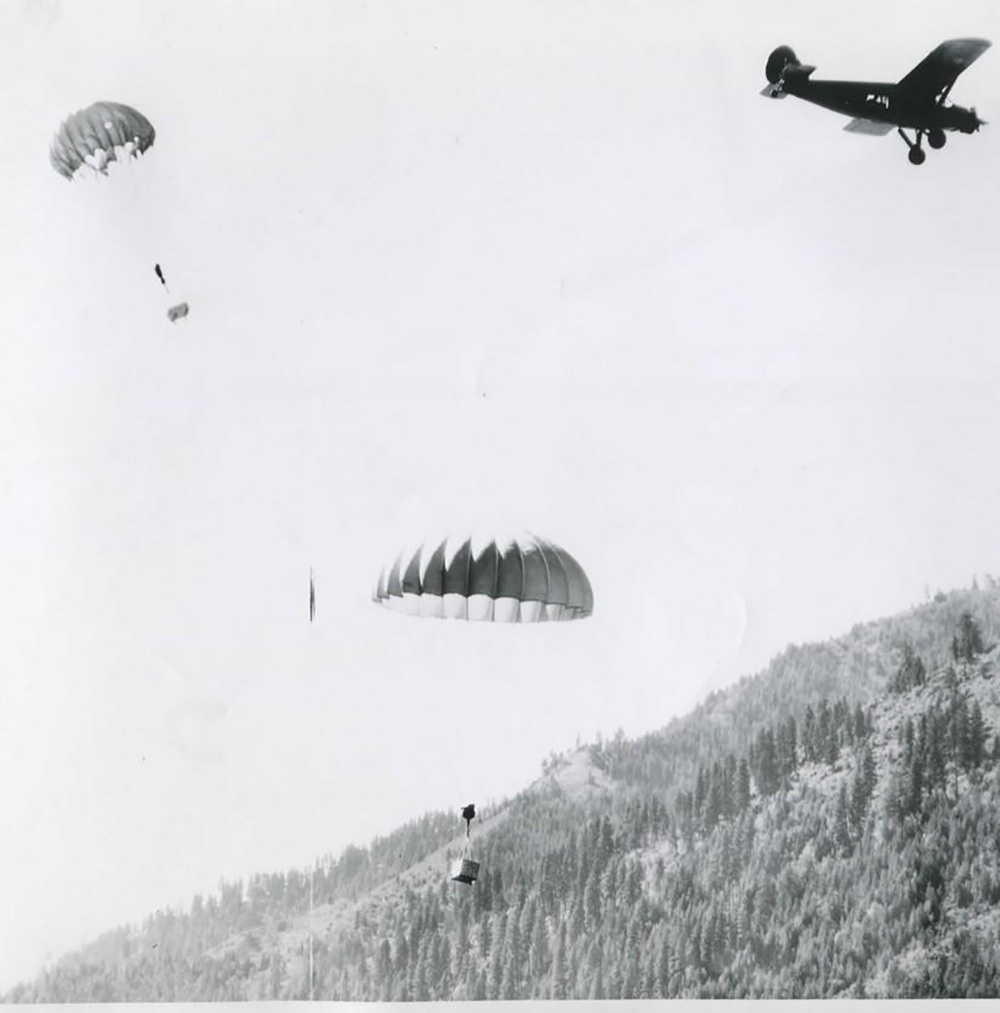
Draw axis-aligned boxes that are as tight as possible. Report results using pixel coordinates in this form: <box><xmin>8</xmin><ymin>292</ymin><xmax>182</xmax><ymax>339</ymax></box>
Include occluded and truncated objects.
<box><xmin>721</xmin><ymin>754</ymin><xmax>737</xmax><ymax>819</ymax></box>
<box><xmin>699</xmin><ymin>914</ymin><xmax>715</xmax><ymax>973</ymax></box>
<box><xmin>966</xmin><ymin>700</ymin><xmax>986</xmax><ymax>770</ymax></box>
<box><xmin>704</xmin><ymin>769</ymin><xmax>724</xmax><ymax>831</ymax></box>
<box><xmin>908</xmin><ymin>752</ymin><xmax>925</xmax><ymax>815</ymax></box>
<box><xmin>927</xmin><ymin>718</ymin><xmax>946</xmax><ymax>793</ymax></box>
<box><xmin>589</xmin><ymin>964</ymin><xmax>605</xmax><ymax>1000</ymax></box>
<box><xmin>657</xmin><ymin>935</ymin><xmax>672</xmax><ymax>998</ymax></box>
<box><xmin>950</xmin><ymin>695</ymin><xmax>970</xmax><ymax>770</ymax></box>
<box><xmin>862</xmin><ymin>744</ymin><xmax>877</xmax><ymax>800</ymax></box>
<box><xmin>413</xmin><ymin>950</ymin><xmax>430</xmax><ymax>1001</ymax></box>
<box><xmin>852</xmin><ymin>702</ymin><xmax>867</xmax><ymax>741</ymax></box>
<box><xmin>622</xmin><ymin>948</ymin><xmax>641</xmax><ymax>998</ymax></box>
<box><xmin>850</xmin><ymin>755</ymin><xmax>872</xmax><ymax>832</ymax></box>
<box><xmin>803</xmin><ymin>705</ymin><xmax>817</xmax><ymax>762</ymax></box>
<box><xmin>550</xmin><ymin>923</ymin><xmax>567</xmax><ymax>1000</ymax></box>
<box><xmin>818</xmin><ymin>699</ymin><xmax>832</xmax><ymax>760</ymax></box>
<box><xmin>756</xmin><ymin>730</ymin><xmax>780</xmax><ymax>796</ymax></box>
<box><xmin>956</xmin><ymin>611</ymin><xmax>985</xmax><ymax>662</ymax></box>
<box><xmin>913</xmin><ymin>654</ymin><xmax>926</xmax><ymax>688</ymax></box>
<box><xmin>736</xmin><ymin>758</ymin><xmax>751</xmax><ymax>812</ymax></box>
<box><xmin>834</xmin><ymin>783</ymin><xmax>852</xmax><ymax>855</ymax></box>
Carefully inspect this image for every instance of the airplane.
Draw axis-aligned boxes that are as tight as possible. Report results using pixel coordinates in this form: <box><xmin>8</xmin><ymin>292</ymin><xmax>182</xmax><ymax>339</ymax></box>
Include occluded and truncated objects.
<box><xmin>761</xmin><ymin>38</ymin><xmax>991</xmax><ymax>164</ymax></box>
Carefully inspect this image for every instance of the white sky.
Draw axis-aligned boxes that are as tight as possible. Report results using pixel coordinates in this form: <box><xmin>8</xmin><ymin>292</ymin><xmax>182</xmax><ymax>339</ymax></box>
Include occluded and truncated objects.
<box><xmin>2</xmin><ymin>0</ymin><xmax>999</xmax><ymax>990</ymax></box>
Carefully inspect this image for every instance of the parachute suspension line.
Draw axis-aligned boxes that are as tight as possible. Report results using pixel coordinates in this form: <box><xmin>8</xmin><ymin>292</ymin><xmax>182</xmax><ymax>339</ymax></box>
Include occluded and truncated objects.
<box><xmin>116</xmin><ymin>147</ymin><xmax>171</xmax><ymax>305</ymax></box>
<box><xmin>79</xmin><ymin>145</ymin><xmax>158</xmax><ymax>299</ymax></box>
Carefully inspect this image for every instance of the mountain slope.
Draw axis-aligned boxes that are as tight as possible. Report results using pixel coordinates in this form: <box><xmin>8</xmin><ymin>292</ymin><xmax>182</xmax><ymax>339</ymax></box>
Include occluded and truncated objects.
<box><xmin>7</xmin><ymin>581</ymin><xmax>1000</xmax><ymax>1001</ymax></box>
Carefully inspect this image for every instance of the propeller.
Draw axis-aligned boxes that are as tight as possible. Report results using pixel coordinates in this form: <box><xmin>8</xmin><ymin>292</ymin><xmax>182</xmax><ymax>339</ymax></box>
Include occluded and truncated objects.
<box><xmin>972</xmin><ymin>107</ymin><xmax>986</xmax><ymax>129</ymax></box>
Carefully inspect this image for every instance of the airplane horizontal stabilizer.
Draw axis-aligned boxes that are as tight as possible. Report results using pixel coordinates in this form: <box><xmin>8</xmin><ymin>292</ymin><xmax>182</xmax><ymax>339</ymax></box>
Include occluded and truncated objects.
<box><xmin>843</xmin><ymin>117</ymin><xmax>895</xmax><ymax>136</ymax></box>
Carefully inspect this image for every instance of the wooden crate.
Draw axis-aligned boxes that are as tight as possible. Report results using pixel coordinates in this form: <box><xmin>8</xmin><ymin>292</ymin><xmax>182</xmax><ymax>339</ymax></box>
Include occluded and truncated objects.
<box><xmin>450</xmin><ymin>858</ymin><xmax>480</xmax><ymax>885</ymax></box>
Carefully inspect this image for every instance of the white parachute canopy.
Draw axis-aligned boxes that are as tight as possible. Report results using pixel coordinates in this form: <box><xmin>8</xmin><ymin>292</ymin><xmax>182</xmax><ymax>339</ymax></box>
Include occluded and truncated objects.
<box><xmin>372</xmin><ymin>530</ymin><xmax>593</xmax><ymax>623</ymax></box>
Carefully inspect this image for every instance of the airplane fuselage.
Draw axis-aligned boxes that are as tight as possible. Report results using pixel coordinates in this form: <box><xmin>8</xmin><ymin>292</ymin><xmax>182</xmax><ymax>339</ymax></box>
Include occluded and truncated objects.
<box><xmin>784</xmin><ymin>77</ymin><xmax>981</xmax><ymax>133</ymax></box>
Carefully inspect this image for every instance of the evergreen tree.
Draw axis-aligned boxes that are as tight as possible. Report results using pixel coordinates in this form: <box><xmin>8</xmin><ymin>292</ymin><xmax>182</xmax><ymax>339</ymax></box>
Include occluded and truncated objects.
<box><xmin>955</xmin><ymin>611</ymin><xmax>985</xmax><ymax>662</ymax></box>
<box><xmin>589</xmin><ymin>964</ymin><xmax>605</xmax><ymax>1000</ymax></box>
<box><xmin>704</xmin><ymin>769</ymin><xmax>724</xmax><ymax>831</ymax></box>
<box><xmin>756</xmin><ymin>729</ymin><xmax>780</xmax><ymax>796</ymax></box>
<box><xmin>852</xmin><ymin>702</ymin><xmax>867</xmax><ymax>741</ymax></box>
<box><xmin>803</xmin><ymin>705</ymin><xmax>817</xmax><ymax>762</ymax></box>
<box><xmin>907</xmin><ymin>752</ymin><xmax>925</xmax><ymax>816</ymax></box>
<box><xmin>904</xmin><ymin>716</ymin><xmax>916</xmax><ymax>764</ymax></box>
<box><xmin>657</xmin><ymin>935</ymin><xmax>672</xmax><ymax>998</ymax></box>
<box><xmin>862</xmin><ymin>745</ymin><xmax>877</xmax><ymax>800</ymax></box>
<box><xmin>722</xmin><ymin>754</ymin><xmax>737</xmax><ymax>819</ymax></box>
<box><xmin>736</xmin><ymin>758</ymin><xmax>751</xmax><ymax>812</ymax></box>
<box><xmin>966</xmin><ymin>700</ymin><xmax>986</xmax><ymax>770</ymax></box>
<box><xmin>834</xmin><ymin>783</ymin><xmax>852</xmax><ymax>855</ymax></box>
<box><xmin>927</xmin><ymin>718</ymin><xmax>946</xmax><ymax>792</ymax></box>
<box><xmin>550</xmin><ymin>923</ymin><xmax>567</xmax><ymax>1000</ymax></box>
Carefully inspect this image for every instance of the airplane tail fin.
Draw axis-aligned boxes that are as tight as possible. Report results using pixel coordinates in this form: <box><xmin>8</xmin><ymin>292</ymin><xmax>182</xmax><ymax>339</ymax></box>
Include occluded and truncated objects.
<box><xmin>766</xmin><ymin>45</ymin><xmax>800</xmax><ymax>85</ymax></box>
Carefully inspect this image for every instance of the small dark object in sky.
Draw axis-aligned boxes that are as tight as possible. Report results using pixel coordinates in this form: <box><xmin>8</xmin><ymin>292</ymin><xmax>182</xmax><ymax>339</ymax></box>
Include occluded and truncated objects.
<box><xmin>310</xmin><ymin>569</ymin><xmax>316</xmax><ymax>622</ymax></box>
<box><xmin>154</xmin><ymin>263</ymin><xmax>166</xmax><ymax>287</ymax></box>
<box><xmin>761</xmin><ymin>38</ymin><xmax>991</xmax><ymax>165</ymax></box>
<box><xmin>462</xmin><ymin>803</ymin><xmax>476</xmax><ymax>834</ymax></box>
<box><xmin>167</xmin><ymin>302</ymin><xmax>189</xmax><ymax>323</ymax></box>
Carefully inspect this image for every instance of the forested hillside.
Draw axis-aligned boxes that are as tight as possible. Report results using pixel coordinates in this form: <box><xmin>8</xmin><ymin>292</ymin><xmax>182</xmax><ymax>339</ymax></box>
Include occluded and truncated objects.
<box><xmin>8</xmin><ymin>581</ymin><xmax>1000</xmax><ymax>1001</ymax></box>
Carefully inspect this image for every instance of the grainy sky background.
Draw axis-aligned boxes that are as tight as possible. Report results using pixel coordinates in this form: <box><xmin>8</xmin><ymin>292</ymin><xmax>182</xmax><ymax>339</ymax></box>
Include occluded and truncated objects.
<box><xmin>2</xmin><ymin>0</ymin><xmax>999</xmax><ymax>991</ymax></box>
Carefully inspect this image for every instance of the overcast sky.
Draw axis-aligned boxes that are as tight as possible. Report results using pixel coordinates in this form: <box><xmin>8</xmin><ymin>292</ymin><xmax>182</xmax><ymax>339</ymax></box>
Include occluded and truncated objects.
<box><xmin>2</xmin><ymin>0</ymin><xmax>999</xmax><ymax>991</ymax></box>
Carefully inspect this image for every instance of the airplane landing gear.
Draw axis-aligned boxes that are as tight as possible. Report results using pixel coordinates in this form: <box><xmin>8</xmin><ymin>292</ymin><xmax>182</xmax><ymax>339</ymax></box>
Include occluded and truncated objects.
<box><xmin>928</xmin><ymin>128</ymin><xmax>947</xmax><ymax>150</ymax></box>
<box><xmin>897</xmin><ymin>128</ymin><xmax>927</xmax><ymax>165</ymax></box>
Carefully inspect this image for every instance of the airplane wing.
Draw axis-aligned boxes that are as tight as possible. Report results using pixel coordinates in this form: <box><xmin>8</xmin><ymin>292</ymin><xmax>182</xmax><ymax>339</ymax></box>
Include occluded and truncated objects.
<box><xmin>896</xmin><ymin>38</ymin><xmax>991</xmax><ymax>103</ymax></box>
<box><xmin>843</xmin><ymin>117</ymin><xmax>895</xmax><ymax>135</ymax></box>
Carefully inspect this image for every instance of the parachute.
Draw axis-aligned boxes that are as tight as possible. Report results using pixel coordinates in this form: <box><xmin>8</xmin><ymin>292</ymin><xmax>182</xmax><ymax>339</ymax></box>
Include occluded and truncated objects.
<box><xmin>50</xmin><ymin>102</ymin><xmax>156</xmax><ymax>180</ymax></box>
<box><xmin>50</xmin><ymin>101</ymin><xmax>188</xmax><ymax>322</ymax></box>
<box><xmin>373</xmin><ymin>532</ymin><xmax>593</xmax><ymax>623</ymax></box>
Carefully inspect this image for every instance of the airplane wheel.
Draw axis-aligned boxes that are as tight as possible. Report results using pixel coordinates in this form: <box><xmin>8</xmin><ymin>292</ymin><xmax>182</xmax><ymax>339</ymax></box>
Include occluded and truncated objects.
<box><xmin>908</xmin><ymin>147</ymin><xmax>926</xmax><ymax>166</ymax></box>
<box><xmin>928</xmin><ymin>129</ymin><xmax>946</xmax><ymax>150</ymax></box>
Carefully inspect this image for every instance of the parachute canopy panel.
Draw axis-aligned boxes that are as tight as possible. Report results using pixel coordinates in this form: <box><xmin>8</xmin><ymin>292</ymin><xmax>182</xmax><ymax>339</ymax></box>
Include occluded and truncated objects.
<box><xmin>51</xmin><ymin>102</ymin><xmax>155</xmax><ymax>180</ymax></box>
<box><xmin>373</xmin><ymin>531</ymin><xmax>593</xmax><ymax>623</ymax></box>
